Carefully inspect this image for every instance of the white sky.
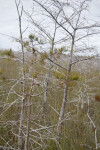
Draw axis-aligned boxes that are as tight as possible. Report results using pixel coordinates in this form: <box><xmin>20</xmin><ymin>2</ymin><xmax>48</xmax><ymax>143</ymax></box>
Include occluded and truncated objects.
<box><xmin>0</xmin><ymin>0</ymin><xmax>100</xmax><ymax>53</ymax></box>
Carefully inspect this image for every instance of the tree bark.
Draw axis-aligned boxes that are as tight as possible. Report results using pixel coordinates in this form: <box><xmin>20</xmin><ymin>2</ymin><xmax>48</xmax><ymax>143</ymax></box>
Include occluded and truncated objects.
<box><xmin>42</xmin><ymin>62</ymin><xmax>52</xmax><ymax>118</ymax></box>
<box><xmin>15</xmin><ymin>1</ymin><xmax>26</xmax><ymax>149</ymax></box>
<box><xmin>25</xmin><ymin>80</ymin><xmax>34</xmax><ymax>150</ymax></box>
<box><xmin>57</xmin><ymin>37</ymin><xmax>75</xmax><ymax>136</ymax></box>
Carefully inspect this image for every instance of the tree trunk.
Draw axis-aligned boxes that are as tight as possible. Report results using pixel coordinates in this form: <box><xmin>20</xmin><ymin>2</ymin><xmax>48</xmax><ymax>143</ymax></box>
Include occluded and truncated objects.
<box><xmin>25</xmin><ymin>81</ymin><xmax>34</xmax><ymax>150</ymax></box>
<box><xmin>57</xmin><ymin>38</ymin><xmax>75</xmax><ymax>137</ymax></box>
<box><xmin>42</xmin><ymin>62</ymin><xmax>52</xmax><ymax>118</ymax></box>
<box><xmin>57</xmin><ymin>63</ymin><xmax>72</xmax><ymax>136</ymax></box>
<box><xmin>15</xmin><ymin>1</ymin><xmax>26</xmax><ymax>149</ymax></box>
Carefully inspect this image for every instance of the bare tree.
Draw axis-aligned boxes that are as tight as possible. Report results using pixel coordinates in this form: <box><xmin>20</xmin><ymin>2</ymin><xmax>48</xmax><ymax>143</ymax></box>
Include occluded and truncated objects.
<box><xmin>32</xmin><ymin>0</ymin><xmax>100</xmax><ymax>137</ymax></box>
<box><xmin>25</xmin><ymin>9</ymin><xmax>64</xmax><ymax>119</ymax></box>
<box><xmin>15</xmin><ymin>0</ymin><xmax>26</xmax><ymax>149</ymax></box>
<box><xmin>25</xmin><ymin>79</ymin><xmax>34</xmax><ymax>150</ymax></box>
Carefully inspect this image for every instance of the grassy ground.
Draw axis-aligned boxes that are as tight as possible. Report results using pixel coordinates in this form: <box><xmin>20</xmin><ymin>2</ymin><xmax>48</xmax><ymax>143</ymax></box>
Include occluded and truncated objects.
<box><xmin>0</xmin><ymin>54</ymin><xmax>100</xmax><ymax>150</ymax></box>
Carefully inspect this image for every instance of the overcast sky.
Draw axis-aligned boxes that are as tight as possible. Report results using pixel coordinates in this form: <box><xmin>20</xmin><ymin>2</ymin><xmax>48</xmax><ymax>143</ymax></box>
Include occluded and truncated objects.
<box><xmin>0</xmin><ymin>0</ymin><xmax>100</xmax><ymax>53</ymax></box>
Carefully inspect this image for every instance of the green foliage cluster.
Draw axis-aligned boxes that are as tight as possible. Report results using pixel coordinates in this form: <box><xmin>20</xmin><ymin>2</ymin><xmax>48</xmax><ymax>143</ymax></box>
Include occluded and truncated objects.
<box><xmin>70</xmin><ymin>72</ymin><xmax>80</xmax><ymax>81</ymax></box>
<box><xmin>53</xmin><ymin>70</ymin><xmax>79</xmax><ymax>81</ymax></box>
<box><xmin>53</xmin><ymin>70</ymin><xmax>66</xmax><ymax>79</ymax></box>
<box><xmin>58</xmin><ymin>46</ymin><xmax>66</xmax><ymax>54</ymax></box>
<box><xmin>23</xmin><ymin>41</ymin><xmax>29</xmax><ymax>47</ymax></box>
<box><xmin>29</xmin><ymin>34</ymin><xmax>38</xmax><ymax>41</ymax></box>
<box><xmin>29</xmin><ymin>34</ymin><xmax>44</xmax><ymax>44</ymax></box>
<box><xmin>40</xmin><ymin>52</ymin><xmax>48</xmax><ymax>64</ymax></box>
<box><xmin>0</xmin><ymin>49</ymin><xmax>14</xmax><ymax>58</ymax></box>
